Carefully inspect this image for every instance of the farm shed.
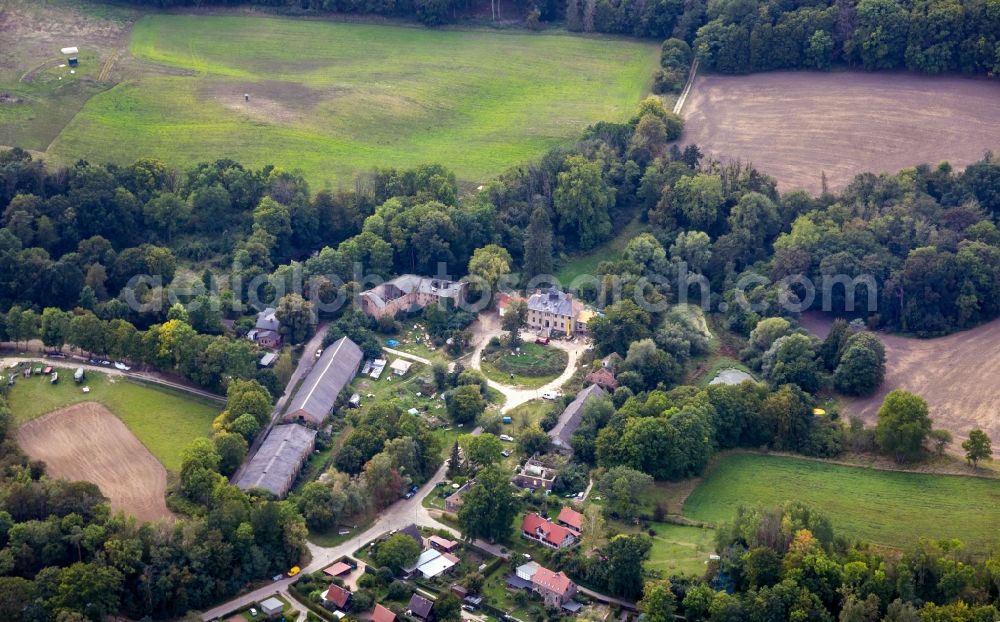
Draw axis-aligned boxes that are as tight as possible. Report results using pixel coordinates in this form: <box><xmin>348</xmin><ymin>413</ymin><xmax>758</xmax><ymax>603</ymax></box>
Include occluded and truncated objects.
<box><xmin>549</xmin><ymin>384</ymin><xmax>606</xmax><ymax>453</ymax></box>
<box><xmin>390</xmin><ymin>358</ymin><xmax>413</xmax><ymax>376</ymax></box>
<box><xmin>324</xmin><ymin>561</ymin><xmax>353</xmax><ymax>577</ymax></box>
<box><xmin>235</xmin><ymin>424</ymin><xmax>316</xmax><ymax>498</ymax></box>
<box><xmin>283</xmin><ymin>336</ymin><xmax>363</xmax><ymax>426</ymax></box>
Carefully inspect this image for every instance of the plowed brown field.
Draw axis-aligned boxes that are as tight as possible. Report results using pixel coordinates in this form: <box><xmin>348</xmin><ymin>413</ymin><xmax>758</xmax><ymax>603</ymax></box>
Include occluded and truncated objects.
<box><xmin>802</xmin><ymin>313</ymin><xmax>1000</xmax><ymax>458</ymax></box>
<box><xmin>682</xmin><ymin>71</ymin><xmax>1000</xmax><ymax>194</ymax></box>
<box><xmin>16</xmin><ymin>402</ymin><xmax>172</xmax><ymax>522</ymax></box>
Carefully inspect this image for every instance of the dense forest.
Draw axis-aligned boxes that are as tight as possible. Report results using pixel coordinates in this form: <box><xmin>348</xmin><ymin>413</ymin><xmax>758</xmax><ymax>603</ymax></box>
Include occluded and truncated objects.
<box><xmin>116</xmin><ymin>0</ymin><xmax>1000</xmax><ymax>77</ymax></box>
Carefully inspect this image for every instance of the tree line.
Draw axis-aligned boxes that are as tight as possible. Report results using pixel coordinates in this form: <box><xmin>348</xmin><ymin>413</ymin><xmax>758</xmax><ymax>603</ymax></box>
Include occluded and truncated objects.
<box><xmin>108</xmin><ymin>0</ymin><xmax>1000</xmax><ymax>78</ymax></box>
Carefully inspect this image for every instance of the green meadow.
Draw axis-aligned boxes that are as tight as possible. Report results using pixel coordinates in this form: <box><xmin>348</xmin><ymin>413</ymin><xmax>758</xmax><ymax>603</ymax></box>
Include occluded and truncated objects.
<box><xmin>46</xmin><ymin>14</ymin><xmax>659</xmax><ymax>186</ymax></box>
<box><xmin>682</xmin><ymin>453</ymin><xmax>1000</xmax><ymax>552</ymax></box>
<box><xmin>8</xmin><ymin>367</ymin><xmax>219</xmax><ymax>471</ymax></box>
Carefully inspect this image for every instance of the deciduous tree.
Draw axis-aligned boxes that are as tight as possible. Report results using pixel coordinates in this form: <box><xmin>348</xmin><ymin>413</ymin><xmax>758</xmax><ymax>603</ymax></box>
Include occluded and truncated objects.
<box><xmin>963</xmin><ymin>428</ymin><xmax>992</xmax><ymax>468</ymax></box>
<box><xmin>458</xmin><ymin>465</ymin><xmax>519</xmax><ymax>541</ymax></box>
<box><xmin>553</xmin><ymin>155</ymin><xmax>614</xmax><ymax>250</ymax></box>
<box><xmin>523</xmin><ymin>206</ymin><xmax>553</xmax><ymax>278</ymax></box>
<box><xmin>876</xmin><ymin>390</ymin><xmax>932</xmax><ymax>463</ymax></box>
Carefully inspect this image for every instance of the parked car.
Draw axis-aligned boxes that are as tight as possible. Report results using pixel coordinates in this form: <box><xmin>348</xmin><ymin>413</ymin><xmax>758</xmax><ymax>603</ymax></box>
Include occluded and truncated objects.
<box><xmin>541</xmin><ymin>391</ymin><xmax>560</xmax><ymax>400</ymax></box>
<box><xmin>501</xmin><ymin>450</ymin><xmax>511</xmax><ymax>457</ymax></box>
<box><xmin>535</xmin><ymin>336</ymin><xmax>550</xmax><ymax>345</ymax></box>
<box><xmin>404</xmin><ymin>490</ymin><xmax>415</xmax><ymax>499</ymax></box>
<box><xmin>499</xmin><ymin>434</ymin><xmax>514</xmax><ymax>442</ymax></box>
<box><xmin>248</xmin><ymin>608</ymin><xmax>258</xmax><ymax>617</ymax></box>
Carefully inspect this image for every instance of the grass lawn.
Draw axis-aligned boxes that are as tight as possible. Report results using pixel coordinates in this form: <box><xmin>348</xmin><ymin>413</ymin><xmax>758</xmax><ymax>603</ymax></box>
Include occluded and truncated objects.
<box><xmin>309</xmin><ymin>513</ymin><xmax>375</xmax><ymax>547</ymax></box>
<box><xmin>480</xmin><ymin>342</ymin><xmax>567</xmax><ymax>389</ymax></box>
<box><xmin>382</xmin><ymin>323</ymin><xmax>456</xmax><ymax>365</ymax></box>
<box><xmin>683</xmin><ymin>453</ymin><xmax>1000</xmax><ymax>552</ymax></box>
<box><xmin>0</xmin><ymin>66</ymin><xmax>109</xmax><ymax>153</ymax></box>
<box><xmin>504</xmin><ymin>399</ymin><xmax>555</xmax><ymax>430</ymax></box>
<box><xmin>645</xmin><ymin>523</ymin><xmax>716</xmax><ymax>578</ymax></box>
<box><xmin>7</xmin><ymin>367</ymin><xmax>219</xmax><ymax>471</ymax></box>
<box><xmin>45</xmin><ymin>14</ymin><xmax>659</xmax><ymax>186</ymax></box>
<box><xmin>556</xmin><ymin>214</ymin><xmax>645</xmax><ymax>284</ymax></box>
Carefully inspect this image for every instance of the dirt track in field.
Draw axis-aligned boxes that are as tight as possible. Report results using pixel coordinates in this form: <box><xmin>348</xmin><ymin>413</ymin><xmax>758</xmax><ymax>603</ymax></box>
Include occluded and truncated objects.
<box><xmin>802</xmin><ymin>314</ymin><xmax>1000</xmax><ymax>457</ymax></box>
<box><xmin>16</xmin><ymin>403</ymin><xmax>173</xmax><ymax>522</ymax></box>
<box><xmin>682</xmin><ymin>71</ymin><xmax>1000</xmax><ymax>194</ymax></box>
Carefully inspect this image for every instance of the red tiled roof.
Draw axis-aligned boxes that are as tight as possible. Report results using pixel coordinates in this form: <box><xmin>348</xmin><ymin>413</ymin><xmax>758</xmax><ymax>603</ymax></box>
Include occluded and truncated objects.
<box><xmin>372</xmin><ymin>603</ymin><xmax>396</xmax><ymax>622</ymax></box>
<box><xmin>521</xmin><ymin>513</ymin><xmax>576</xmax><ymax>547</ymax></box>
<box><xmin>324</xmin><ymin>561</ymin><xmax>352</xmax><ymax>576</ymax></box>
<box><xmin>585</xmin><ymin>367</ymin><xmax>619</xmax><ymax>389</ymax></box>
<box><xmin>532</xmin><ymin>566</ymin><xmax>575</xmax><ymax>596</ymax></box>
<box><xmin>324</xmin><ymin>584</ymin><xmax>351</xmax><ymax>609</ymax></box>
<box><xmin>557</xmin><ymin>506</ymin><xmax>584</xmax><ymax>531</ymax></box>
<box><xmin>443</xmin><ymin>552</ymin><xmax>460</xmax><ymax>564</ymax></box>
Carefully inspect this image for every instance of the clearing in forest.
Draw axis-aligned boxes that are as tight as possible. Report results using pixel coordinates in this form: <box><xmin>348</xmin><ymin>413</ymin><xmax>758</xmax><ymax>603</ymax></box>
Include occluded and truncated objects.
<box><xmin>16</xmin><ymin>402</ymin><xmax>173</xmax><ymax>522</ymax></box>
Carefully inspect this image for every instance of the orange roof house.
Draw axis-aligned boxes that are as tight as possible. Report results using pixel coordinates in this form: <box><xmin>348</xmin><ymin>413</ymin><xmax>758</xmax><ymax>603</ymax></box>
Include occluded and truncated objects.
<box><xmin>521</xmin><ymin>513</ymin><xmax>577</xmax><ymax>549</ymax></box>
<box><xmin>372</xmin><ymin>603</ymin><xmax>396</xmax><ymax>622</ymax></box>
<box><xmin>557</xmin><ymin>506</ymin><xmax>584</xmax><ymax>532</ymax></box>
<box><xmin>323</xmin><ymin>584</ymin><xmax>352</xmax><ymax>609</ymax></box>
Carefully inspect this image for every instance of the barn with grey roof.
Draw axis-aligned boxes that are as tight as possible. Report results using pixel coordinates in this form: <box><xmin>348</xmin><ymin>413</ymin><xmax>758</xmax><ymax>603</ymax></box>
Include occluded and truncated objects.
<box><xmin>549</xmin><ymin>384</ymin><xmax>606</xmax><ymax>453</ymax></box>
<box><xmin>283</xmin><ymin>336</ymin><xmax>363</xmax><ymax>426</ymax></box>
<box><xmin>235</xmin><ymin>424</ymin><xmax>316</xmax><ymax>498</ymax></box>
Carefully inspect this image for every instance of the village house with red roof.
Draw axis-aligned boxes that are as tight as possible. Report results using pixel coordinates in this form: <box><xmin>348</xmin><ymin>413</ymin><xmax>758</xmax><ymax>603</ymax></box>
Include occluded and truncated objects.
<box><xmin>556</xmin><ymin>506</ymin><xmax>584</xmax><ymax>533</ymax></box>
<box><xmin>521</xmin><ymin>513</ymin><xmax>578</xmax><ymax>549</ymax></box>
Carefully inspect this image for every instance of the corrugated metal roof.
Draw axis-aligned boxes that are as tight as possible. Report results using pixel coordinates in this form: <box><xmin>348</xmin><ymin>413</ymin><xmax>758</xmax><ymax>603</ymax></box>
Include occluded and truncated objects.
<box><xmin>285</xmin><ymin>336</ymin><xmax>363</xmax><ymax>426</ymax></box>
<box><xmin>235</xmin><ymin>424</ymin><xmax>316</xmax><ymax>497</ymax></box>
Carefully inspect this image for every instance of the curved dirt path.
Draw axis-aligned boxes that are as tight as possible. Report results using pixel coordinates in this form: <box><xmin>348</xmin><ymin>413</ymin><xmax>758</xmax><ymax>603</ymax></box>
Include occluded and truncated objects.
<box><xmin>19</xmin><ymin>58</ymin><xmax>61</xmax><ymax>83</ymax></box>
<box><xmin>466</xmin><ymin>311</ymin><xmax>585</xmax><ymax>413</ymax></box>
